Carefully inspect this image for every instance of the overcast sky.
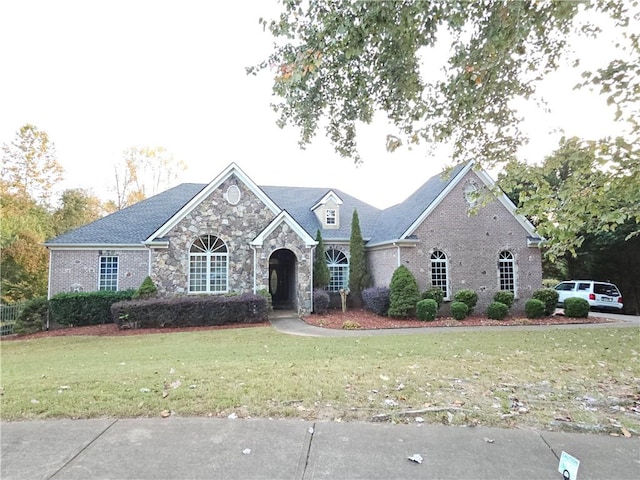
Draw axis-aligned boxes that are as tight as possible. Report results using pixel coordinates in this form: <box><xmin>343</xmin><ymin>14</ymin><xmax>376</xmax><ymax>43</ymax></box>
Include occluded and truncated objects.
<box><xmin>0</xmin><ymin>0</ymin><xmax>625</xmax><ymax>209</ymax></box>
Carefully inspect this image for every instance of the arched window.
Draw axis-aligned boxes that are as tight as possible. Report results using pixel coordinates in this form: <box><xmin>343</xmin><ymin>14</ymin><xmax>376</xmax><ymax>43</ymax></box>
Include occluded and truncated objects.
<box><xmin>430</xmin><ymin>250</ymin><xmax>450</xmax><ymax>299</ymax></box>
<box><xmin>325</xmin><ymin>248</ymin><xmax>349</xmax><ymax>292</ymax></box>
<box><xmin>189</xmin><ymin>235</ymin><xmax>228</xmax><ymax>293</ymax></box>
<box><xmin>498</xmin><ymin>251</ymin><xmax>515</xmax><ymax>293</ymax></box>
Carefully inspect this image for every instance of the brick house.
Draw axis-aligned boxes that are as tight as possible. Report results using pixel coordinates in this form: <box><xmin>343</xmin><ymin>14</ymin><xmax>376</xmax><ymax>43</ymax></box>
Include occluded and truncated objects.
<box><xmin>45</xmin><ymin>162</ymin><xmax>542</xmax><ymax>314</ymax></box>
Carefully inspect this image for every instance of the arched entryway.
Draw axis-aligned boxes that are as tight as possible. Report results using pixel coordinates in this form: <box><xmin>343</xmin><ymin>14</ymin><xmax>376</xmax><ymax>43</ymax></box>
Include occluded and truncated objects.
<box><xmin>268</xmin><ymin>249</ymin><xmax>297</xmax><ymax>310</ymax></box>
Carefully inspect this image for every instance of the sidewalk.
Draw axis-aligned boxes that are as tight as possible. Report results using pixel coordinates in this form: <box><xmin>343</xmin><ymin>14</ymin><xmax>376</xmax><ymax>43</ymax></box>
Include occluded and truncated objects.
<box><xmin>269</xmin><ymin>311</ymin><xmax>640</xmax><ymax>337</ymax></box>
<box><xmin>1</xmin><ymin>417</ymin><xmax>639</xmax><ymax>479</ymax></box>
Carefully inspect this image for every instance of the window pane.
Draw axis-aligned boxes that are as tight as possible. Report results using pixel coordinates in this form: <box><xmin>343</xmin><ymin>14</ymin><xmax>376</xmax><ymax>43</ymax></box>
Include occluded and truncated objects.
<box><xmin>498</xmin><ymin>251</ymin><xmax>515</xmax><ymax>293</ymax></box>
<box><xmin>99</xmin><ymin>256</ymin><xmax>118</xmax><ymax>291</ymax></box>
<box><xmin>189</xmin><ymin>235</ymin><xmax>228</xmax><ymax>293</ymax></box>
<box><xmin>430</xmin><ymin>251</ymin><xmax>448</xmax><ymax>297</ymax></box>
<box><xmin>325</xmin><ymin>249</ymin><xmax>349</xmax><ymax>292</ymax></box>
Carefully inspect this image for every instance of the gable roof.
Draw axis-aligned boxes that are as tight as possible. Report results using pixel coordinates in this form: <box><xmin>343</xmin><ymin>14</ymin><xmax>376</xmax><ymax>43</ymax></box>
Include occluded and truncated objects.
<box><xmin>44</xmin><ymin>183</ymin><xmax>206</xmax><ymax>246</ymax></box>
<box><xmin>250</xmin><ymin>210</ymin><xmax>316</xmax><ymax>247</ymax></box>
<box><xmin>45</xmin><ymin>162</ymin><xmax>539</xmax><ymax>248</ymax></box>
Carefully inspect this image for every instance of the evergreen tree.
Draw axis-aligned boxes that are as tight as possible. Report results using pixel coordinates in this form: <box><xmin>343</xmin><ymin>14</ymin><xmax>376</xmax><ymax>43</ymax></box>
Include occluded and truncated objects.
<box><xmin>313</xmin><ymin>229</ymin><xmax>330</xmax><ymax>288</ymax></box>
<box><xmin>388</xmin><ymin>265</ymin><xmax>420</xmax><ymax>318</ymax></box>
<box><xmin>348</xmin><ymin>209</ymin><xmax>368</xmax><ymax>306</ymax></box>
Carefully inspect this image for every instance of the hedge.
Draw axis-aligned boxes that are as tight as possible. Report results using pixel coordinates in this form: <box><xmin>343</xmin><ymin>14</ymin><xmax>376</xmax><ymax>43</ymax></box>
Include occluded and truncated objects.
<box><xmin>564</xmin><ymin>297</ymin><xmax>590</xmax><ymax>318</ymax></box>
<box><xmin>362</xmin><ymin>287</ymin><xmax>390</xmax><ymax>316</ymax></box>
<box><xmin>111</xmin><ymin>293</ymin><xmax>268</xmax><ymax>329</ymax></box>
<box><xmin>50</xmin><ymin>290</ymin><xmax>135</xmax><ymax>326</ymax></box>
<box><xmin>416</xmin><ymin>299</ymin><xmax>438</xmax><ymax>321</ymax></box>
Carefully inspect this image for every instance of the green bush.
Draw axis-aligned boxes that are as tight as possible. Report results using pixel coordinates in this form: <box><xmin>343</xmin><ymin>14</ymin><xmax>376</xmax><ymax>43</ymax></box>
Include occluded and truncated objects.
<box><xmin>50</xmin><ymin>290</ymin><xmax>135</xmax><ymax>326</ymax></box>
<box><xmin>257</xmin><ymin>288</ymin><xmax>273</xmax><ymax>311</ymax></box>
<box><xmin>450</xmin><ymin>301</ymin><xmax>469</xmax><ymax>320</ymax></box>
<box><xmin>422</xmin><ymin>287</ymin><xmax>445</xmax><ymax>308</ymax></box>
<box><xmin>487</xmin><ymin>301</ymin><xmax>509</xmax><ymax>320</ymax></box>
<box><xmin>111</xmin><ymin>293</ymin><xmax>268</xmax><ymax>329</ymax></box>
<box><xmin>525</xmin><ymin>298</ymin><xmax>546</xmax><ymax>319</ymax></box>
<box><xmin>453</xmin><ymin>289</ymin><xmax>478</xmax><ymax>313</ymax></box>
<box><xmin>13</xmin><ymin>297</ymin><xmax>49</xmax><ymax>335</ymax></box>
<box><xmin>388</xmin><ymin>265</ymin><xmax>420</xmax><ymax>318</ymax></box>
<box><xmin>416</xmin><ymin>299</ymin><xmax>438</xmax><ymax>321</ymax></box>
<box><xmin>532</xmin><ymin>288</ymin><xmax>559</xmax><ymax>316</ymax></box>
<box><xmin>564</xmin><ymin>297</ymin><xmax>590</xmax><ymax>318</ymax></box>
<box><xmin>542</xmin><ymin>279</ymin><xmax>560</xmax><ymax>288</ymax></box>
<box><xmin>132</xmin><ymin>276</ymin><xmax>158</xmax><ymax>299</ymax></box>
<box><xmin>493</xmin><ymin>290</ymin><xmax>514</xmax><ymax>309</ymax></box>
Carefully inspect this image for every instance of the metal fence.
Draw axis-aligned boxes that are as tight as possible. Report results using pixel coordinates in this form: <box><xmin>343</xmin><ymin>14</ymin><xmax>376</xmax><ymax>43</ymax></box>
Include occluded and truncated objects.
<box><xmin>0</xmin><ymin>303</ymin><xmax>24</xmax><ymax>336</ymax></box>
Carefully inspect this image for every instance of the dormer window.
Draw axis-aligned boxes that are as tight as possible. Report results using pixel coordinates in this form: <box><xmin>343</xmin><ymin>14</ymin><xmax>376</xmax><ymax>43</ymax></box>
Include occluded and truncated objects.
<box><xmin>326</xmin><ymin>209</ymin><xmax>337</xmax><ymax>226</ymax></box>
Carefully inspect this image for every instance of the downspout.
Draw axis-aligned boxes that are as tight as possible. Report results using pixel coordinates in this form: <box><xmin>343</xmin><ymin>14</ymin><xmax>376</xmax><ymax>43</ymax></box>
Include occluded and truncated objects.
<box><xmin>147</xmin><ymin>246</ymin><xmax>152</xmax><ymax>277</ymax></box>
<box><xmin>393</xmin><ymin>242</ymin><xmax>401</xmax><ymax>267</ymax></box>
<box><xmin>46</xmin><ymin>248</ymin><xmax>52</xmax><ymax>330</ymax></box>
<box><xmin>250</xmin><ymin>245</ymin><xmax>257</xmax><ymax>294</ymax></box>
<box><xmin>309</xmin><ymin>245</ymin><xmax>316</xmax><ymax>314</ymax></box>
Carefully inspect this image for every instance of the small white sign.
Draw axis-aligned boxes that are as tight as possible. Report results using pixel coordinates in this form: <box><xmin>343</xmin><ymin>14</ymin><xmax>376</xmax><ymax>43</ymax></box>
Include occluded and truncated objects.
<box><xmin>558</xmin><ymin>451</ymin><xmax>580</xmax><ymax>480</ymax></box>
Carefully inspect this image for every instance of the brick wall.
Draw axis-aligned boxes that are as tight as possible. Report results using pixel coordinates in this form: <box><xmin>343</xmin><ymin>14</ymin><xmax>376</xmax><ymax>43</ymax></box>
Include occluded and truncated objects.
<box><xmin>366</xmin><ymin>170</ymin><xmax>542</xmax><ymax>313</ymax></box>
<box><xmin>48</xmin><ymin>249</ymin><xmax>149</xmax><ymax>297</ymax></box>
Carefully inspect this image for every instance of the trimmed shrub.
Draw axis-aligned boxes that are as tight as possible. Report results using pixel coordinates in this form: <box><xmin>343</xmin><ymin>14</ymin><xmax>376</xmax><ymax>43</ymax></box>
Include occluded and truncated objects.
<box><xmin>532</xmin><ymin>288</ymin><xmax>559</xmax><ymax>316</ymax></box>
<box><xmin>50</xmin><ymin>290</ymin><xmax>135</xmax><ymax>326</ymax></box>
<box><xmin>313</xmin><ymin>289</ymin><xmax>330</xmax><ymax>314</ymax></box>
<box><xmin>257</xmin><ymin>288</ymin><xmax>273</xmax><ymax>311</ymax></box>
<box><xmin>112</xmin><ymin>293</ymin><xmax>268</xmax><ymax>329</ymax></box>
<box><xmin>564</xmin><ymin>297</ymin><xmax>590</xmax><ymax>318</ymax></box>
<box><xmin>416</xmin><ymin>299</ymin><xmax>438</xmax><ymax>321</ymax></box>
<box><xmin>388</xmin><ymin>266</ymin><xmax>420</xmax><ymax>318</ymax></box>
<box><xmin>450</xmin><ymin>301</ymin><xmax>469</xmax><ymax>320</ymax></box>
<box><xmin>13</xmin><ymin>297</ymin><xmax>49</xmax><ymax>335</ymax></box>
<box><xmin>422</xmin><ymin>287</ymin><xmax>445</xmax><ymax>308</ymax></box>
<box><xmin>453</xmin><ymin>289</ymin><xmax>478</xmax><ymax>314</ymax></box>
<box><xmin>525</xmin><ymin>298</ymin><xmax>546</xmax><ymax>319</ymax></box>
<box><xmin>362</xmin><ymin>287</ymin><xmax>390</xmax><ymax>316</ymax></box>
<box><xmin>487</xmin><ymin>301</ymin><xmax>509</xmax><ymax>320</ymax></box>
<box><xmin>132</xmin><ymin>276</ymin><xmax>157</xmax><ymax>299</ymax></box>
<box><xmin>493</xmin><ymin>290</ymin><xmax>515</xmax><ymax>309</ymax></box>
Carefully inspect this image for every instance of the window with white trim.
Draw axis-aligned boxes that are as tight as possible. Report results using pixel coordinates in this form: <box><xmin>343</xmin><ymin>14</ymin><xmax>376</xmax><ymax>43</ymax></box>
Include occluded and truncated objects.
<box><xmin>189</xmin><ymin>235</ymin><xmax>228</xmax><ymax>293</ymax></box>
<box><xmin>498</xmin><ymin>251</ymin><xmax>515</xmax><ymax>293</ymax></box>
<box><xmin>325</xmin><ymin>248</ymin><xmax>349</xmax><ymax>292</ymax></box>
<box><xmin>325</xmin><ymin>209</ymin><xmax>337</xmax><ymax>226</ymax></box>
<box><xmin>99</xmin><ymin>256</ymin><xmax>118</xmax><ymax>291</ymax></box>
<box><xmin>430</xmin><ymin>250</ymin><xmax>450</xmax><ymax>299</ymax></box>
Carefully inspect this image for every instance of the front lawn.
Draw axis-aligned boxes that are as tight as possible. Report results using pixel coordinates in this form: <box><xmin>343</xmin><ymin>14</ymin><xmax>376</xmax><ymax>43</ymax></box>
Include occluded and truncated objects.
<box><xmin>1</xmin><ymin>326</ymin><xmax>638</xmax><ymax>434</ymax></box>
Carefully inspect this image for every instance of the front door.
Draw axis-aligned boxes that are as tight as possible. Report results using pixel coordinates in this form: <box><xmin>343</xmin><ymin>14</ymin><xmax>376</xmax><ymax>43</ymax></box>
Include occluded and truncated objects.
<box><xmin>269</xmin><ymin>249</ymin><xmax>296</xmax><ymax>309</ymax></box>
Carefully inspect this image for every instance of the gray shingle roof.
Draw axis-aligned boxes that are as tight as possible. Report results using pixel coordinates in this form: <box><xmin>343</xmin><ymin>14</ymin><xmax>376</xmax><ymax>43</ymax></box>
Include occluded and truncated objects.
<box><xmin>45</xmin><ymin>166</ymin><xmax>465</xmax><ymax>247</ymax></box>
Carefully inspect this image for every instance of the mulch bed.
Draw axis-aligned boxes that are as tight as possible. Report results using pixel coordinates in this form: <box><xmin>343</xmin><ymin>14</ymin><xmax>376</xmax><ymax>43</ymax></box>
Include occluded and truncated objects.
<box><xmin>302</xmin><ymin>309</ymin><xmax>614</xmax><ymax>330</ymax></box>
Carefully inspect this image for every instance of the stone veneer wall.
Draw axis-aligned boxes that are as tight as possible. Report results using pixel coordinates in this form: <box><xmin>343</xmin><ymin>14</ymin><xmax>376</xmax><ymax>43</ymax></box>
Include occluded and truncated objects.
<box><xmin>151</xmin><ymin>176</ymin><xmax>277</xmax><ymax>296</ymax></box>
<box><xmin>48</xmin><ymin>249</ymin><xmax>149</xmax><ymax>297</ymax></box>
<box><xmin>261</xmin><ymin>223</ymin><xmax>314</xmax><ymax>314</ymax></box>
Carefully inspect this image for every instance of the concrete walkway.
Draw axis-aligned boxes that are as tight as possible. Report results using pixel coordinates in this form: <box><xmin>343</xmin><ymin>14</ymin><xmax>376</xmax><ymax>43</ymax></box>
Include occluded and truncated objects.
<box><xmin>269</xmin><ymin>310</ymin><xmax>640</xmax><ymax>337</ymax></box>
<box><xmin>2</xmin><ymin>417</ymin><xmax>639</xmax><ymax>479</ymax></box>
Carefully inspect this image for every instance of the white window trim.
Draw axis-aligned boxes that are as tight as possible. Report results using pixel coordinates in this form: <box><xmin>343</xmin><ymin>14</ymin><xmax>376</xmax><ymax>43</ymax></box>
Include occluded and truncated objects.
<box><xmin>430</xmin><ymin>250</ymin><xmax>451</xmax><ymax>300</ymax></box>
<box><xmin>325</xmin><ymin>208</ymin><xmax>337</xmax><ymax>226</ymax></box>
<box><xmin>498</xmin><ymin>251</ymin><xmax>517</xmax><ymax>297</ymax></box>
<box><xmin>98</xmin><ymin>255</ymin><xmax>119</xmax><ymax>291</ymax></box>
<box><xmin>325</xmin><ymin>247</ymin><xmax>349</xmax><ymax>292</ymax></box>
<box><xmin>188</xmin><ymin>235</ymin><xmax>229</xmax><ymax>294</ymax></box>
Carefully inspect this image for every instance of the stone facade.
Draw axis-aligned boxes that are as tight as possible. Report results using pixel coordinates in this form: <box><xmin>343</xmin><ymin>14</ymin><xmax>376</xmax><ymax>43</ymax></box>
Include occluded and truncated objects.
<box><xmin>366</xmin><ymin>170</ymin><xmax>543</xmax><ymax>312</ymax></box>
<box><xmin>48</xmin><ymin>248</ymin><xmax>149</xmax><ymax>296</ymax></box>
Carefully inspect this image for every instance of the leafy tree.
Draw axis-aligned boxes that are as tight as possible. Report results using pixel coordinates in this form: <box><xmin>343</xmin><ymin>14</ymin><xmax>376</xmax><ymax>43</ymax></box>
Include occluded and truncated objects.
<box><xmin>313</xmin><ymin>229</ymin><xmax>330</xmax><ymax>288</ymax></box>
<box><xmin>250</xmin><ymin>1</ymin><xmax>637</xmax><ymax>167</ymax></box>
<box><xmin>348</xmin><ymin>209</ymin><xmax>368</xmax><ymax>305</ymax></box>
<box><xmin>53</xmin><ymin>188</ymin><xmax>103</xmax><ymax>235</ymax></box>
<box><xmin>500</xmin><ymin>137</ymin><xmax>639</xmax><ymax>258</ymax></box>
<box><xmin>1</xmin><ymin>124</ymin><xmax>64</xmax><ymax>208</ymax></box>
<box><xmin>107</xmin><ymin>146</ymin><xmax>187</xmax><ymax>210</ymax></box>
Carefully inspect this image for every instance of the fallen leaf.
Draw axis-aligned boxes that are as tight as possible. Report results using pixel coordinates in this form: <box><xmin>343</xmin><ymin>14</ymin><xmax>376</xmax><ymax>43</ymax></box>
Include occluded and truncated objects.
<box><xmin>242</xmin><ymin>448</ymin><xmax>251</xmax><ymax>455</ymax></box>
<box><xmin>407</xmin><ymin>454</ymin><xmax>423</xmax><ymax>464</ymax></box>
<box><xmin>621</xmin><ymin>427</ymin><xmax>632</xmax><ymax>438</ymax></box>
<box><xmin>162</xmin><ymin>391</ymin><xmax>169</xmax><ymax>398</ymax></box>
<box><xmin>483</xmin><ymin>437</ymin><xmax>495</xmax><ymax>443</ymax></box>
<box><xmin>160</xmin><ymin>410</ymin><xmax>171</xmax><ymax>418</ymax></box>
<box><xmin>170</xmin><ymin>379</ymin><xmax>181</xmax><ymax>389</ymax></box>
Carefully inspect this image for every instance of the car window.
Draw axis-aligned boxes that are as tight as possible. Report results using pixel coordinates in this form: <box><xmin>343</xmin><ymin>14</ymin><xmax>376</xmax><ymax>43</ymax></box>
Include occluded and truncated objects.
<box><xmin>578</xmin><ymin>283</ymin><xmax>590</xmax><ymax>291</ymax></box>
<box><xmin>595</xmin><ymin>283</ymin><xmax>619</xmax><ymax>296</ymax></box>
<box><xmin>555</xmin><ymin>283</ymin><xmax>575</xmax><ymax>291</ymax></box>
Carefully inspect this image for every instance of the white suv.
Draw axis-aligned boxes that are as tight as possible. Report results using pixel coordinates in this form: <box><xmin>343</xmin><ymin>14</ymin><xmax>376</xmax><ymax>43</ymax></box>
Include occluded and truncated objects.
<box><xmin>554</xmin><ymin>280</ymin><xmax>624</xmax><ymax>312</ymax></box>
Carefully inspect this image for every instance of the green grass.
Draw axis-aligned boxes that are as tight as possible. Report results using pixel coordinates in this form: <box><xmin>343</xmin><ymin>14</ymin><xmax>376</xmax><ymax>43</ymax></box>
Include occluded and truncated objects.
<box><xmin>1</xmin><ymin>326</ymin><xmax>638</xmax><ymax>433</ymax></box>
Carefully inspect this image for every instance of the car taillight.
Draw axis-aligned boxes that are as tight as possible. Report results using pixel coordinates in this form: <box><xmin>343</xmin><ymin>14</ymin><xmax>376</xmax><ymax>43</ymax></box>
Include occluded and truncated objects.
<box><xmin>589</xmin><ymin>293</ymin><xmax>596</xmax><ymax>300</ymax></box>
<box><xmin>618</xmin><ymin>297</ymin><xmax>623</xmax><ymax>304</ymax></box>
